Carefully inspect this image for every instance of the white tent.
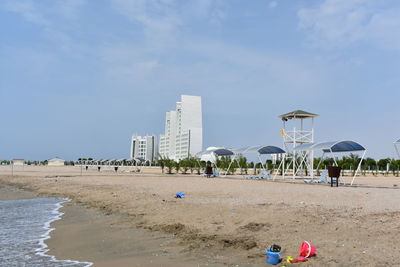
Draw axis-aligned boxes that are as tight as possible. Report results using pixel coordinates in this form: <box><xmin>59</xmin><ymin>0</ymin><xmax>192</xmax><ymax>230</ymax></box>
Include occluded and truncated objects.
<box><xmin>294</xmin><ymin>140</ymin><xmax>366</xmax><ymax>185</ymax></box>
<box><xmin>195</xmin><ymin>147</ymin><xmax>235</xmax><ymax>176</ymax></box>
<box><xmin>232</xmin><ymin>145</ymin><xmax>286</xmax><ymax>179</ymax></box>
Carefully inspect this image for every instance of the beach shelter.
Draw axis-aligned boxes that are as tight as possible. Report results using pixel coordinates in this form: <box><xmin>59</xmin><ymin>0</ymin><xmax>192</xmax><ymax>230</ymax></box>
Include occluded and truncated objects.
<box><xmin>232</xmin><ymin>146</ymin><xmax>286</xmax><ymax>179</ymax></box>
<box><xmin>294</xmin><ymin>140</ymin><xmax>366</xmax><ymax>185</ymax></box>
<box><xmin>195</xmin><ymin>147</ymin><xmax>235</xmax><ymax>176</ymax></box>
<box><xmin>394</xmin><ymin>139</ymin><xmax>400</xmax><ymax>159</ymax></box>
<box><xmin>105</xmin><ymin>159</ymin><xmax>116</xmax><ymax>166</ymax></box>
<box><xmin>133</xmin><ymin>157</ymin><xmax>145</xmax><ymax>166</ymax></box>
<box><xmin>116</xmin><ymin>158</ymin><xmax>126</xmax><ymax>166</ymax></box>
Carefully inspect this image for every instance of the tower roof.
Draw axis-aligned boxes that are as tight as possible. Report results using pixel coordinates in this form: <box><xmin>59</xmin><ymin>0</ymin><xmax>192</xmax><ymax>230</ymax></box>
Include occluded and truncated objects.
<box><xmin>279</xmin><ymin>110</ymin><xmax>318</xmax><ymax>120</ymax></box>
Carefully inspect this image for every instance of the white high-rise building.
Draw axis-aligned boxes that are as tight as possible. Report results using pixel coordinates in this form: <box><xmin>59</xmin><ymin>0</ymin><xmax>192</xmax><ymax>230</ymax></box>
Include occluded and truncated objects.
<box><xmin>159</xmin><ymin>95</ymin><xmax>203</xmax><ymax>160</ymax></box>
<box><xmin>130</xmin><ymin>135</ymin><xmax>158</xmax><ymax>162</ymax></box>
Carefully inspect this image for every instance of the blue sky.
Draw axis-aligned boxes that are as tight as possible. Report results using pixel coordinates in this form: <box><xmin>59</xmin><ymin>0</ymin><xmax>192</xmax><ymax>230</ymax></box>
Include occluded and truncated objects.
<box><xmin>1</xmin><ymin>0</ymin><xmax>400</xmax><ymax>160</ymax></box>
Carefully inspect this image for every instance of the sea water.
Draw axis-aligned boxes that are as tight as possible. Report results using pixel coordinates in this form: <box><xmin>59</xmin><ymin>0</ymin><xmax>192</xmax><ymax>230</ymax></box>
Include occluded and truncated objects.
<box><xmin>0</xmin><ymin>198</ymin><xmax>92</xmax><ymax>267</ymax></box>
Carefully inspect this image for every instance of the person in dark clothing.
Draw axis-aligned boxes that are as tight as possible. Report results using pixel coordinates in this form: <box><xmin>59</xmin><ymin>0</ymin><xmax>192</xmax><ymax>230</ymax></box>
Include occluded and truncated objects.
<box><xmin>205</xmin><ymin>161</ymin><xmax>213</xmax><ymax>178</ymax></box>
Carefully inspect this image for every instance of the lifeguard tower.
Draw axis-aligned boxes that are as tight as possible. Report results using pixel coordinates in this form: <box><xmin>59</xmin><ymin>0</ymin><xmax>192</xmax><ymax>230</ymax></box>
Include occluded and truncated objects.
<box><xmin>279</xmin><ymin>110</ymin><xmax>318</xmax><ymax>178</ymax></box>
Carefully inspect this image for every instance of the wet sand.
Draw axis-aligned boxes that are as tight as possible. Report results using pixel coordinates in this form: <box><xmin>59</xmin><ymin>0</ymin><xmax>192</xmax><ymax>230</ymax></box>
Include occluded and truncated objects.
<box><xmin>1</xmin><ymin>165</ymin><xmax>400</xmax><ymax>266</ymax></box>
<box><xmin>47</xmin><ymin>202</ymin><xmax>203</xmax><ymax>267</ymax></box>
<box><xmin>0</xmin><ymin>182</ymin><xmax>207</xmax><ymax>266</ymax></box>
<box><xmin>0</xmin><ymin>184</ymin><xmax>38</xmax><ymax>200</ymax></box>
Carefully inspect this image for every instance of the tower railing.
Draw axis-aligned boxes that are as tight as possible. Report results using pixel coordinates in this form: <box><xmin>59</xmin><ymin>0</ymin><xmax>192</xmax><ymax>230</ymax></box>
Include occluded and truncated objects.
<box><xmin>283</xmin><ymin>130</ymin><xmax>313</xmax><ymax>144</ymax></box>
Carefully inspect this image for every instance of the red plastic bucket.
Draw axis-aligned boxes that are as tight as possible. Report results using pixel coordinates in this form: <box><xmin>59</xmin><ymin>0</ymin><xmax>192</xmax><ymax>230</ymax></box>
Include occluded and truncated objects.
<box><xmin>299</xmin><ymin>241</ymin><xmax>316</xmax><ymax>258</ymax></box>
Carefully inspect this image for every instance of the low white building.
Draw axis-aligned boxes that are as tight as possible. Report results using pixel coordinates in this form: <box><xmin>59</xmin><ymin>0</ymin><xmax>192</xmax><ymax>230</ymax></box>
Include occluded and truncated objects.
<box><xmin>130</xmin><ymin>135</ymin><xmax>158</xmax><ymax>162</ymax></box>
<box><xmin>12</xmin><ymin>159</ymin><xmax>24</xmax><ymax>166</ymax></box>
<box><xmin>48</xmin><ymin>157</ymin><xmax>65</xmax><ymax>166</ymax></box>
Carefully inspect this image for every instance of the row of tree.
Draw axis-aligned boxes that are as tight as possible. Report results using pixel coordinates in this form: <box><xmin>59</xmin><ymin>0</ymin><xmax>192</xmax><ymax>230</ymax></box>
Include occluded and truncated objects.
<box><xmin>0</xmin><ymin>160</ymin><xmax>75</xmax><ymax>166</ymax></box>
<box><xmin>157</xmin><ymin>154</ymin><xmax>400</xmax><ymax>176</ymax></box>
<box><xmin>3</xmin><ymin>154</ymin><xmax>400</xmax><ymax>176</ymax></box>
<box><xmin>313</xmin><ymin>154</ymin><xmax>400</xmax><ymax>176</ymax></box>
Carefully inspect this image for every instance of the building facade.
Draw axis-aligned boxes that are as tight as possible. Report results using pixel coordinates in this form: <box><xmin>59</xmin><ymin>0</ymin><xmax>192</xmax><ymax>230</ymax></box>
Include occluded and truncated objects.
<box><xmin>159</xmin><ymin>95</ymin><xmax>203</xmax><ymax>160</ymax></box>
<box><xmin>12</xmin><ymin>159</ymin><xmax>24</xmax><ymax>166</ymax></box>
<box><xmin>130</xmin><ymin>135</ymin><xmax>158</xmax><ymax>162</ymax></box>
<box><xmin>48</xmin><ymin>157</ymin><xmax>65</xmax><ymax>166</ymax></box>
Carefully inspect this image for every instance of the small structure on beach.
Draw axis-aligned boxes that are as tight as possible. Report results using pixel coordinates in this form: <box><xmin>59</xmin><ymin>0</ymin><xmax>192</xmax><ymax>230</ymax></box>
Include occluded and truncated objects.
<box><xmin>12</xmin><ymin>159</ymin><xmax>24</xmax><ymax>166</ymax></box>
<box><xmin>232</xmin><ymin>145</ymin><xmax>286</xmax><ymax>179</ymax></box>
<box><xmin>279</xmin><ymin>110</ymin><xmax>318</xmax><ymax>179</ymax></box>
<box><xmin>48</xmin><ymin>157</ymin><xmax>65</xmax><ymax>166</ymax></box>
<box><xmin>196</xmin><ymin>147</ymin><xmax>235</xmax><ymax>176</ymax></box>
<box><xmin>294</xmin><ymin>140</ymin><xmax>366</xmax><ymax>185</ymax></box>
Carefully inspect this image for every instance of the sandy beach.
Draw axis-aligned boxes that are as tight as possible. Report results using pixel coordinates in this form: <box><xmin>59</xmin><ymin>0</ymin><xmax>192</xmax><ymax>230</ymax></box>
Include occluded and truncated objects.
<box><xmin>1</xmin><ymin>165</ymin><xmax>400</xmax><ymax>266</ymax></box>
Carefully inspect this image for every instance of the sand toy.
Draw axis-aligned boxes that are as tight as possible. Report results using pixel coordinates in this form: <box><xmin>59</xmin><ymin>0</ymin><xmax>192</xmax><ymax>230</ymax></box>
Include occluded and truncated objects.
<box><xmin>175</xmin><ymin>192</ymin><xmax>185</xmax><ymax>198</ymax></box>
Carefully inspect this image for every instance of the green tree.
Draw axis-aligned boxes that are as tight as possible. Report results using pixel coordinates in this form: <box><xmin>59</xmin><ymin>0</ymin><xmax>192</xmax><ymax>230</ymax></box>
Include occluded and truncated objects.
<box><xmin>179</xmin><ymin>158</ymin><xmax>190</xmax><ymax>174</ymax></box>
<box><xmin>174</xmin><ymin>160</ymin><xmax>180</xmax><ymax>174</ymax></box>
<box><xmin>228</xmin><ymin>160</ymin><xmax>238</xmax><ymax>175</ymax></box>
<box><xmin>216</xmin><ymin>156</ymin><xmax>230</xmax><ymax>172</ymax></box>
<box><xmin>389</xmin><ymin>159</ymin><xmax>400</xmax><ymax>176</ymax></box>
<box><xmin>198</xmin><ymin>160</ymin><xmax>206</xmax><ymax>175</ymax></box>
<box><xmin>238</xmin><ymin>156</ymin><xmax>248</xmax><ymax>175</ymax></box>
<box><xmin>158</xmin><ymin>156</ymin><xmax>176</xmax><ymax>174</ymax></box>
<box><xmin>377</xmin><ymin>158</ymin><xmax>391</xmax><ymax>175</ymax></box>
<box><xmin>164</xmin><ymin>159</ymin><xmax>176</xmax><ymax>174</ymax></box>
<box><xmin>158</xmin><ymin>157</ymin><xmax>165</xmax><ymax>173</ymax></box>
<box><xmin>364</xmin><ymin>158</ymin><xmax>377</xmax><ymax>175</ymax></box>
<box><xmin>188</xmin><ymin>157</ymin><xmax>197</xmax><ymax>174</ymax></box>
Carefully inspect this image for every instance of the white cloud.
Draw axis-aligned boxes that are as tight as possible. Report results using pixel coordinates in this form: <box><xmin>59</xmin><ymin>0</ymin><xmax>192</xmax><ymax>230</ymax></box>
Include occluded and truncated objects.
<box><xmin>110</xmin><ymin>0</ymin><xmax>181</xmax><ymax>46</ymax></box>
<box><xmin>109</xmin><ymin>0</ymin><xmax>227</xmax><ymax>46</ymax></box>
<box><xmin>97</xmin><ymin>38</ymin><xmax>326</xmax><ymax>100</ymax></box>
<box><xmin>298</xmin><ymin>0</ymin><xmax>400</xmax><ymax>51</ymax></box>
<box><xmin>1</xmin><ymin>0</ymin><xmax>87</xmax><ymax>54</ymax></box>
<box><xmin>367</xmin><ymin>9</ymin><xmax>400</xmax><ymax>51</ymax></box>
<box><xmin>1</xmin><ymin>0</ymin><xmax>85</xmax><ymax>24</ymax></box>
<box><xmin>269</xmin><ymin>1</ymin><xmax>278</xmax><ymax>9</ymax></box>
<box><xmin>54</xmin><ymin>0</ymin><xmax>86</xmax><ymax>20</ymax></box>
<box><xmin>2</xmin><ymin>0</ymin><xmax>50</xmax><ymax>25</ymax></box>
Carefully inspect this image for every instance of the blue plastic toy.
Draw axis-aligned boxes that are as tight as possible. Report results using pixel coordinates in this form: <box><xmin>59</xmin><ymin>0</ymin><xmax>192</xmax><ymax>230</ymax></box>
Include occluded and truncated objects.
<box><xmin>266</xmin><ymin>248</ymin><xmax>281</xmax><ymax>265</ymax></box>
<box><xmin>175</xmin><ymin>192</ymin><xmax>185</xmax><ymax>198</ymax></box>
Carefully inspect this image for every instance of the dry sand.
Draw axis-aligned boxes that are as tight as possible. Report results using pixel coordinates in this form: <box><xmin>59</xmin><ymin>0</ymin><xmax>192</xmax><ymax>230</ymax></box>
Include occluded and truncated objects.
<box><xmin>1</xmin><ymin>165</ymin><xmax>400</xmax><ymax>266</ymax></box>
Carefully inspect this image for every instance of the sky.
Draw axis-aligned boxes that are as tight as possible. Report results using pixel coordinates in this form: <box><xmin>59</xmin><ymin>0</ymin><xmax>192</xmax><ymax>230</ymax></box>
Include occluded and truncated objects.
<box><xmin>1</xmin><ymin>0</ymin><xmax>400</xmax><ymax>160</ymax></box>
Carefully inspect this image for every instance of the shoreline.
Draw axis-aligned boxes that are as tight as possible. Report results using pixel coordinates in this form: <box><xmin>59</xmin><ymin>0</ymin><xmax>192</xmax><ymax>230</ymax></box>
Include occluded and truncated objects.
<box><xmin>47</xmin><ymin>201</ymin><xmax>207</xmax><ymax>267</ymax></box>
<box><xmin>0</xmin><ymin>185</ymin><xmax>91</xmax><ymax>266</ymax></box>
<box><xmin>0</xmin><ymin>183</ymin><xmax>210</xmax><ymax>266</ymax></box>
<box><xmin>2</xmin><ymin>166</ymin><xmax>400</xmax><ymax>266</ymax></box>
<box><xmin>0</xmin><ymin>177</ymin><xmax>268</xmax><ymax>266</ymax></box>
<box><xmin>37</xmin><ymin>198</ymin><xmax>93</xmax><ymax>267</ymax></box>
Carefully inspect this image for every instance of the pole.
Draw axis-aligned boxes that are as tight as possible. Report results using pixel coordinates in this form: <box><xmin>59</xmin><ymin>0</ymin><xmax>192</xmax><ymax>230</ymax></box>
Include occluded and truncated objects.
<box><xmin>351</xmin><ymin>150</ymin><xmax>366</xmax><ymax>186</ymax></box>
<box><xmin>293</xmin><ymin>127</ymin><xmax>296</xmax><ymax>179</ymax></box>
<box><xmin>11</xmin><ymin>161</ymin><xmax>13</xmax><ymax>177</ymax></box>
<box><xmin>395</xmin><ymin>143</ymin><xmax>400</xmax><ymax>159</ymax></box>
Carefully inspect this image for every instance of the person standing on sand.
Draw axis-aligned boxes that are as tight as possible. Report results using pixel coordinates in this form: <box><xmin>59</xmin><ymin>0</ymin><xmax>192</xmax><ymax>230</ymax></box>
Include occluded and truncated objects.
<box><xmin>205</xmin><ymin>162</ymin><xmax>213</xmax><ymax>178</ymax></box>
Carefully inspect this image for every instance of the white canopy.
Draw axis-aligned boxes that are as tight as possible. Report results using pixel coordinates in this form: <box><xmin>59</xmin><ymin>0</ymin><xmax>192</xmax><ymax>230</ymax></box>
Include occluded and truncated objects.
<box><xmin>234</xmin><ymin>145</ymin><xmax>285</xmax><ymax>155</ymax></box>
<box><xmin>294</xmin><ymin>140</ymin><xmax>365</xmax><ymax>153</ymax></box>
<box><xmin>294</xmin><ymin>140</ymin><xmax>366</xmax><ymax>186</ymax></box>
<box><xmin>196</xmin><ymin>147</ymin><xmax>234</xmax><ymax>157</ymax></box>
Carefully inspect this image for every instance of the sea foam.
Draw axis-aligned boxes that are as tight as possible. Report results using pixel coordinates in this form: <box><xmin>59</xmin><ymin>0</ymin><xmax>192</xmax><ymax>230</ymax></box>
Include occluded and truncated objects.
<box><xmin>0</xmin><ymin>198</ymin><xmax>92</xmax><ymax>266</ymax></box>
